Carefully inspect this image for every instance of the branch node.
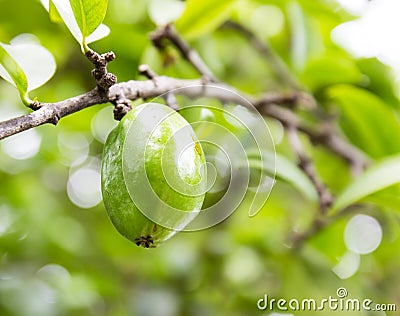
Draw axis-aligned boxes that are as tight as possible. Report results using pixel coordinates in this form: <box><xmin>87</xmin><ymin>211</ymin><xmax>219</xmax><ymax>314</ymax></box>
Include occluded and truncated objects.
<box><xmin>138</xmin><ymin>64</ymin><xmax>159</xmax><ymax>87</ymax></box>
<box><xmin>86</xmin><ymin>49</ymin><xmax>117</xmax><ymax>94</ymax></box>
<box><xmin>114</xmin><ymin>103</ymin><xmax>131</xmax><ymax>121</ymax></box>
<box><xmin>97</xmin><ymin>73</ymin><xmax>117</xmax><ymax>91</ymax></box>
<box><xmin>112</xmin><ymin>91</ymin><xmax>131</xmax><ymax>121</ymax></box>
<box><xmin>138</xmin><ymin>64</ymin><xmax>157</xmax><ymax>80</ymax></box>
<box><xmin>30</xmin><ymin>100</ymin><xmax>42</xmax><ymax>111</ymax></box>
<box><xmin>51</xmin><ymin>113</ymin><xmax>60</xmax><ymax>125</ymax></box>
<box><xmin>103</xmin><ymin>51</ymin><xmax>116</xmax><ymax>63</ymax></box>
<box><xmin>164</xmin><ymin>92</ymin><xmax>179</xmax><ymax>110</ymax></box>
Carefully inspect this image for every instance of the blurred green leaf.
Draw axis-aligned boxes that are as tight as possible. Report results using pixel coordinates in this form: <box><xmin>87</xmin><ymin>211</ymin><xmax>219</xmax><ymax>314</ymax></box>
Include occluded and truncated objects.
<box><xmin>70</xmin><ymin>0</ymin><xmax>108</xmax><ymax>50</ymax></box>
<box><xmin>274</xmin><ymin>154</ymin><xmax>318</xmax><ymax>202</ymax></box>
<box><xmin>357</xmin><ymin>58</ymin><xmax>400</xmax><ymax>109</ymax></box>
<box><xmin>365</xmin><ymin>185</ymin><xmax>400</xmax><ymax>211</ymax></box>
<box><xmin>0</xmin><ymin>43</ymin><xmax>29</xmax><ymax>104</ymax></box>
<box><xmin>0</xmin><ymin>39</ymin><xmax>56</xmax><ymax>102</ymax></box>
<box><xmin>301</xmin><ymin>56</ymin><xmax>362</xmax><ymax>90</ymax></box>
<box><xmin>248</xmin><ymin>152</ymin><xmax>318</xmax><ymax>202</ymax></box>
<box><xmin>287</xmin><ymin>1</ymin><xmax>308</xmax><ymax>70</ymax></box>
<box><xmin>175</xmin><ymin>0</ymin><xmax>236</xmax><ymax>39</ymax></box>
<box><xmin>276</xmin><ymin>154</ymin><xmax>318</xmax><ymax>202</ymax></box>
<box><xmin>328</xmin><ymin>85</ymin><xmax>400</xmax><ymax>158</ymax></box>
<box><xmin>41</xmin><ymin>0</ymin><xmax>110</xmax><ymax>51</ymax></box>
<box><xmin>49</xmin><ymin>0</ymin><xmax>63</xmax><ymax>23</ymax></box>
<box><xmin>333</xmin><ymin>155</ymin><xmax>400</xmax><ymax>211</ymax></box>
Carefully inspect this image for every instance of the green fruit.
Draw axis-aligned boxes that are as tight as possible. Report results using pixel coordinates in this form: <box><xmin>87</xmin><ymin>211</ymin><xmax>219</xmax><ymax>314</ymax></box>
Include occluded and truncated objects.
<box><xmin>101</xmin><ymin>103</ymin><xmax>206</xmax><ymax>248</ymax></box>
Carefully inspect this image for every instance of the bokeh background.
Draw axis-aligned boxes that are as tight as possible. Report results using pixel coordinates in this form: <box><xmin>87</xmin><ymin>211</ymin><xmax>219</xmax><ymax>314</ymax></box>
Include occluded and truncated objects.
<box><xmin>1</xmin><ymin>0</ymin><xmax>400</xmax><ymax>315</ymax></box>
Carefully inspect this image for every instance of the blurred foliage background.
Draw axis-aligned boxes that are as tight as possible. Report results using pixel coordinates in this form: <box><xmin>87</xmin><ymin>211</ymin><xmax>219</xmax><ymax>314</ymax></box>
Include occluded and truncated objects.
<box><xmin>1</xmin><ymin>0</ymin><xmax>400</xmax><ymax>315</ymax></box>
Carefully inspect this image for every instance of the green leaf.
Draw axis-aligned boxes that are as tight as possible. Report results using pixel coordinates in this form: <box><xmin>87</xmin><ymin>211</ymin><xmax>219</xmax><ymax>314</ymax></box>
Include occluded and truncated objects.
<box><xmin>287</xmin><ymin>1</ymin><xmax>308</xmax><ymax>71</ymax></box>
<box><xmin>356</xmin><ymin>58</ymin><xmax>400</xmax><ymax>109</ymax></box>
<box><xmin>175</xmin><ymin>0</ymin><xmax>236</xmax><ymax>40</ymax></box>
<box><xmin>332</xmin><ymin>155</ymin><xmax>400</xmax><ymax>211</ymax></box>
<box><xmin>0</xmin><ymin>43</ymin><xmax>29</xmax><ymax>104</ymax></box>
<box><xmin>248</xmin><ymin>152</ymin><xmax>318</xmax><ymax>202</ymax></box>
<box><xmin>0</xmin><ymin>37</ymin><xmax>56</xmax><ymax>105</ymax></box>
<box><xmin>49</xmin><ymin>0</ymin><xmax>63</xmax><ymax>23</ymax></box>
<box><xmin>366</xmin><ymin>186</ymin><xmax>400</xmax><ymax>211</ymax></box>
<box><xmin>327</xmin><ymin>85</ymin><xmax>400</xmax><ymax>159</ymax></box>
<box><xmin>301</xmin><ymin>56</ymin><xmax>362</xmax><ymax>91</ymax></box>
<box><xmin>41</xmin><ymin>0</ymin><xmax>110</xmax><ymax>50</ymax></box>
<box><xmin>69</xmin><ymin>0</ymin><xmax>108</xmax><ymax>50</ymax></box>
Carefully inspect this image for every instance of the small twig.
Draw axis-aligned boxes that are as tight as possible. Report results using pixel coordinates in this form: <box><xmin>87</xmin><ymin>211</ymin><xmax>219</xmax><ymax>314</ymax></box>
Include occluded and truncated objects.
<box><xmin>259</xmin><ymin>104</ymin><xmax>367</xmax><ymax>172</ymax></box>
<box><xmin>224</xmin><ymin>21</ymin><xmax>366</xmax><ymax>173</ymax></box>
<box><xmin>85</xmin><ymin>49</ymin><xmax>117</xmax><ymax>94</ymax></box>
<box><xmin>112</xmin><ymin>92</ymin><xmax>131</xmax><ymax>121</ymax></box>
<box><xmin>138</xmin><ymin>64</ymin><xmax>179</xmax><ymax>110</ymax></box>
<box><xmin>287</xmin><ymin>127</ymin><xmax>333</xmax><ymax>213</ymax></box>
<box><xmin>149</xmin><ymin>24</ymin><xmax>366</xmax><ymax>170</ymax></box>
<box><xmin>150</xmin><ymin>24</ymin><xmax>218</xmax><ymax>82</ymax></box>
<box><xmin>163</xmin><ymin>92</ymin><xmax>179</xmax><ymax>110</ymax></box>
<box><xmin>86</xmin><ymin>49</ymin><xmax>124</xmax><ymax>120</ymax></box>
<box><xmin>138</xmin><ymin>64</ymin><xmax>158</xmax><ymax>81</ymax></box>
<box><xmin>254</xmin><ymin>91</ymin><xmax>298</xmax><ymax>108</ymax></box>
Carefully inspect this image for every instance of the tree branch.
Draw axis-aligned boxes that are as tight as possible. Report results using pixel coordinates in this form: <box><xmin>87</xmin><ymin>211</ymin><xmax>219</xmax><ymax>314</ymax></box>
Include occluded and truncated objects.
<box><xmin>287</xmin><ymin>126</ymin><xmax>333</xmax><ymax>213</ymax></box>
<box><xmin>0</xmin><ymin>77</ymin><xmax>253</xmax><ymax>140</ymax></box>
<box><xmin>148</xmin><ymin>22</ymin><xmax>366</xmax><ymax>171</ymax></box>
<box><xmin>150</xmin><ymin>24</ymin><xmax>218</xmax><ymax>82</ymax></box>
<box><xmin>0</xmin><ymin>74</ymin><xmax>368</xmax><ymax>176</ymax></box>
<box><xmin>224</xmin><ymin>21</ymin><xmax>367</xmax><ymax>173</ymax></box>
<box><xmin>0</xmin><ymin>21</ymin><xmax>374</xmax><ymax>255</ymax></box>
<box><xmin>258</xmin><ymin>104</ymin><xmax>367</xmax><ymax>171</ymax></box>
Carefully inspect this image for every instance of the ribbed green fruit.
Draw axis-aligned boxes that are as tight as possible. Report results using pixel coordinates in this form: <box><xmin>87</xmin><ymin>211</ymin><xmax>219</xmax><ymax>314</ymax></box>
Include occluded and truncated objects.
<box><xmin>101</xmin><ymin>103</ymin><xmax>206</xmax><ymax>248</ymax></box>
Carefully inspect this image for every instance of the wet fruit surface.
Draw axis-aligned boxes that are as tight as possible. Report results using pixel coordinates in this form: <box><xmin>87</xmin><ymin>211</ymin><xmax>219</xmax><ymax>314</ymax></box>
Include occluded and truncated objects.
<box><xmin>101</xmin><ymin>103</ymin><xmax>206</xmax><ymax>248</ymax></box>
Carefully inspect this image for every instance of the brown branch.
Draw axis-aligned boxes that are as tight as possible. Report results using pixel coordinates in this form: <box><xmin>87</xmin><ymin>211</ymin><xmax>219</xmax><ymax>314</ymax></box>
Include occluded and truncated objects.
<box><xmin>150</xmin><ymin>24</ymin><xmax>218</xmax><ymax>82</ymax></box>
<box><xmin>0</xmin><ymin>47</ymin><xmax>367</xmax><ymax>173</ymax></box>
<box><xmin>224</xmin><ymin>21</ymin><xmax>366</xmax><ymax>173</ymax></box>
<box><xmin>219</xmin><ymin>21</ymin><xmax>367</xmax><ymax>247</ymax></box>
<box><xmin>289</xmin><ymin>216</ymin><xmax>326</xmax><ymax>249</ymax></box>
<box><xmin>138</xmin><ymin>64</ymin><xmax>179</xmax><ymax>110</ymax></box>
<box><xmin>0</xmin><ymin>89</ymin><xmax>104</xmax><ymax>139</ymax></box>
<box><xmin>138</xmin><ymin>64</ymin><xmax>158</xmax><ymax>80</ymax></box>
<box><xmin>258</xmin><ymin>104</ymin><xmax>367</xmax><ymax>172</ymax></box>
<box><xmin>148</xmin><ymin>22</ymin><xmax>366</xmax><ymax>172</ymax></box>
<box><xmin>0</xmin><ymin>78</ymin><xmax>244</xmax><ymax>140</ymax></box>
<box><xmin>148</xmin><ymin>23</ymin><xmax>364</xmax><ymax>169</ymax></box>
<box><xmin>287</xmin><ymin>126</ymin><xmax>333</xmax><ymax>213</ymax></box>
<box><xmin>0</xmin><ymin>75</ymin><xmax>368</xmax><ymax>175</ymax></box>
